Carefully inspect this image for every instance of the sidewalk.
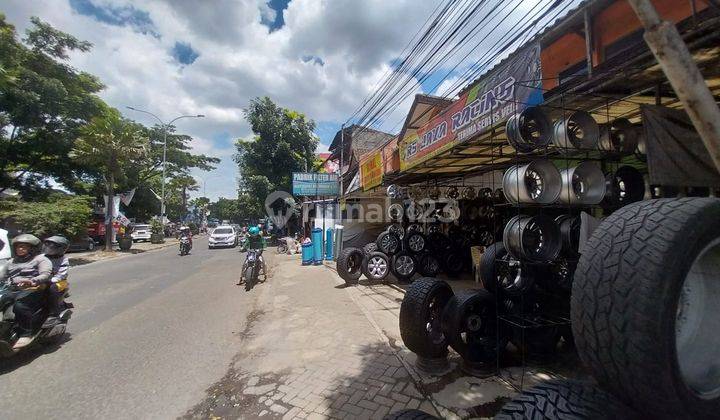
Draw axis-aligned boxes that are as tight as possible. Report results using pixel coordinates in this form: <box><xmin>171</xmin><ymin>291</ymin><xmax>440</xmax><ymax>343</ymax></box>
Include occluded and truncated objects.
<box><xmin>184</xmin><ymin>254</ymin><xmax>439</xmax><ymax>420</ymax></box>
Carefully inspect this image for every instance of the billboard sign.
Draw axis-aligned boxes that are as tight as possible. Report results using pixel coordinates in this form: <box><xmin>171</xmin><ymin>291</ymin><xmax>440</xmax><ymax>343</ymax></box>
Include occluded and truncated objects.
<box><xmin>292</xmin><ymin>172</ymin><xmax>339</xmax><ymax>196</ymax></box>
<box><xmin>360</xmin><ymin>149</ymin><xmax>383</xmax><ymax>191</ymax></box>
<box><xmin>400</xmin><ymin>44</ymin><xmax>543</xmax><ymax>171</ymax></box>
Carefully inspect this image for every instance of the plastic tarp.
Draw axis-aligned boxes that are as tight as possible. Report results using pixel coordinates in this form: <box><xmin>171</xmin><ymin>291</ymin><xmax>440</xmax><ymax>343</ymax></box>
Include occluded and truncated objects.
<box><xmin>642</xmin><ymin>105</ymin><xmax>720</xmax><ymax>187</ymax></box>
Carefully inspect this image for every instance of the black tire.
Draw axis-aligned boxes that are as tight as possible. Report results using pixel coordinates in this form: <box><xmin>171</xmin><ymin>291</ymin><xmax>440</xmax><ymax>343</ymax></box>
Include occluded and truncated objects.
<box><xmin>244</xmin><ymin>265</ymin><xmax>255</xmax><ymax>291</ymax></box>
<box><xmin>405</xmin><ymin>232</ymin><xmax>427</xmax><ymax>254</ymax></box>
<box><xmin>383</xmin><ymin>409</ymin><xmax>438</xmax><ymax>420</ymax></box>
<box><xmin>362</xmin><ymin>251</ymin><xmax>390</xmax><ymax>281</ymax></box>
<box><xmin>427</xmin><ymin>232</ymin><xmax>451</xmax><ymax>255</ymax></box>
<box><xmin>391</xmin><ymin>251</ymin><xmax>417</xmax><ymax>282</ymax></box>
<box><xmin>376</xmin><ymin>231</ymin><xmax>401</xmax><ymax>255</ymax></box>
<box><xmin>441</xmin><ymin>289</ymin><xmax>503</xmax><ymax>364</ymax></box>
<box><xmin>571</xmin><ymin>198</ymin><xmax>720</xmax><ymax>418</ymax></box>
<box><xmin>443</xmin><ymin>250</ymin><xmax>465</xmax><ymax>277</ymax></box>
<box><xmin>337</xmin><ymin>247</ymin><xmax>364</xmax><ymax>285</ymax></box>
<box><xmin>480</xmin><ymin>242</ymin><xmax>534</xmax><ymax>296</ymax></box>
<box><xmin>363</xmin><ymin>242</ymin><xmax>379</xmax><ymax>255</ymax></box>
<box><xmin>418</xmin><ymin>253</ymin><xmax>441</xmax><ymax>277</ymax></box>
<box><xmin>399</xmin><ymin>278</ymin><xmax>454</xmax><ymax>359</ymax></box>
<box><xmin>494</xmin><ymin>379</ymin><xmax>636</xmax><ymax>420</ymax></box>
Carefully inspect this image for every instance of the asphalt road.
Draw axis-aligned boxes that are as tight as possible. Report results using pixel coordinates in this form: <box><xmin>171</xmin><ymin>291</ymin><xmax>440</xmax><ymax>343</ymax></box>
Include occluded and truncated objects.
<box><xmin>0</xmin><ymin>237</ymin><xmax>255</xmax><ymax>419</ymax></box>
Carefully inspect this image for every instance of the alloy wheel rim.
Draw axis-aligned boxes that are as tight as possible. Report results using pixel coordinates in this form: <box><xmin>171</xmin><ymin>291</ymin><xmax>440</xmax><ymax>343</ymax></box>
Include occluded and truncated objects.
<box><xmin>396</xmin><ymin>255</ymin><xmax>414</xmax><ymax>275</ymax></box>
<box><xmin>369</xmin><ymin>256</ymin><xmax>388</xmax><ymax>277</ymax></box>
<box><xmin>675</xmin><ymin>238</ymin><xmax>720</xmax><ymax>399</ymax></box>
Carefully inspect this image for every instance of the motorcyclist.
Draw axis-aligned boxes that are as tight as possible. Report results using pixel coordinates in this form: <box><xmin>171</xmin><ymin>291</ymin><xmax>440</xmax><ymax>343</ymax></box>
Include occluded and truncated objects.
<box><xmin>179</xmin><ymin>226</ymin><xmax>193</xmax><ymax>247</ymax></box>
<box><xmin>237</xmin><ymin>226</ymin><xmax>265</xmax><ymax>286</ymax></box>
<box><xmin>0</xmin><ymin>234</ymin><xmax>52</xmax><ymax>347</ymax></box>
<box><xmin>42</xmin><ymin>235</ymin><xmax>70</xmax><ymax>317</ymax></box>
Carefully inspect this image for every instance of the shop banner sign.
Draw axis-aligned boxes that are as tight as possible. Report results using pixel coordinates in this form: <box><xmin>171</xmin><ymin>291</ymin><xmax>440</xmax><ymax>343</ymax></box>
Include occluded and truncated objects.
<box><xmin>360</xmin><ymin>150</ymin><xmax>383</xmax><ymax>191</ymax></box>
<box><xmin>292</xmin><ymin>172</ymin><xmax>339</xmax><ymax>196</ymax></box>
<box><xmin>400</xmin><ymin>44</ymin><xmax>543</xmax><ymax>171</ymax></box>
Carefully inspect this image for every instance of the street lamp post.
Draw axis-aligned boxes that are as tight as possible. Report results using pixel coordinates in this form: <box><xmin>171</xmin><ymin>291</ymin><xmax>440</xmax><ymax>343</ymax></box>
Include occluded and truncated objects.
<box><xmin>126</xmin><ymin>107</ymin><xmax>204</xmax><ymax>221</ymax></box>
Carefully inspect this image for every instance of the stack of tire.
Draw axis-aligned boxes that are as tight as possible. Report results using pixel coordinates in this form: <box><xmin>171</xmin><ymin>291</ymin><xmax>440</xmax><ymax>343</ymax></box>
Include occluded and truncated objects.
<box><xmin>494</xmin><ymin>198</ymin><xmax>720</xmax><ymax>418</ymax></box>
<box><xmin>336</xmin><ymin>225</ymin><xmax>434</xmax><ymax>285</ymax></box>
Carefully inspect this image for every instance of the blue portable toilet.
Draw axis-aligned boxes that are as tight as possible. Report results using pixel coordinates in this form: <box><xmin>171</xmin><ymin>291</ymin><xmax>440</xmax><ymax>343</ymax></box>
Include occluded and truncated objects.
<box><xmin>325</xmin><ymin>228</ymin><xmax>334</xmax><ymax>260</ymax></box>
<box><xmin>311</xmin><ymin>228</ymin><xmax>323</xmax><ymax>265</ymax></box>
<box><xmin>301</xmin><ymin>242</ymin><xmax>313</xmax><ymax>266</ymax></box>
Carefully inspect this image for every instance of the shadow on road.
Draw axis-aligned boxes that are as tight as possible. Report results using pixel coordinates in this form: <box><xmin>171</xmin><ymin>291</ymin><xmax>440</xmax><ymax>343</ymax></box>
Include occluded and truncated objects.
<box><xmin>0</xmin><ymin>333</ymin><xmax>72</xmax><ymax>375</ymax></box>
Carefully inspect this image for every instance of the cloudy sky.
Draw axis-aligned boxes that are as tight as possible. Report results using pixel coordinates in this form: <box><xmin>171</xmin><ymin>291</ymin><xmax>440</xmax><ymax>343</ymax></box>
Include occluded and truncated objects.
<box><xmin>1</xmin><ymin>0</ymin><xmax>442</xmax><ymax>200</ymax></box>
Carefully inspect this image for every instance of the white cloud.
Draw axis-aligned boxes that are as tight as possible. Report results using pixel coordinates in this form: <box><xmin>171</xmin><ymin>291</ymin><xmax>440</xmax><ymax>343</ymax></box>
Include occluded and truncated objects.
<box><xmin>1</xmin><ymin>0</ymin><xmax>441</xmax><ymax>199</ymax></box>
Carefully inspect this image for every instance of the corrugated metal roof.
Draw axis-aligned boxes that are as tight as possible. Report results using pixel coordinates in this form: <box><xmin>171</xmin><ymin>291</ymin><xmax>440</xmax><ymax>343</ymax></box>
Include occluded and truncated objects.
<box><xmin>457</xmin><ymin>0</ymin><xmax>614</xmax><ymax>97</ymax></box>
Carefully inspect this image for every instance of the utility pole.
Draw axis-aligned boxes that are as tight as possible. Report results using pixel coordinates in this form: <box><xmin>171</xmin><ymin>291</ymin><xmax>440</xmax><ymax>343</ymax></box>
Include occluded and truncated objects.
<box><xmin>628</xmin><ymin>0</ymin><xmax>720</xmax><ymax>172</ymax></box>
<box><xmin>126</xmin><ymin>107</ymin><xmax>205</xmax><ymax>221</ymax></box>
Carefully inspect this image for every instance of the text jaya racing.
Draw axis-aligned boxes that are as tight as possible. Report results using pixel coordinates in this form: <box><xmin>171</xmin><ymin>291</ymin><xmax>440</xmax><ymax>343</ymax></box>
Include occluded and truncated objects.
<box><xmin>406</xmin><ymin>76</ymin><xmax>516</xmax><ymax>159</ymax></box>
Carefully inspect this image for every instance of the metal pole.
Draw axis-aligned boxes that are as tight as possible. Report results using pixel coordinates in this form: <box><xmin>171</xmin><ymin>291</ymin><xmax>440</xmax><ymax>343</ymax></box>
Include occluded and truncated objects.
<box><xmin>628</xmin><ymin>0</ymin><xmax>720</xmax><ymax>173</ymax></box>
<box><xmin>584</xmin><ymin>8</ymin><xmax>593</xmax><ymax>78</ymax></box>
<box><xmin>340</xmin><ymin>124</ymin><xmax>345</xmax><ymax>198</ymax></box>
<box><xmin>161</xmin><ymin>125</ymin><xmax>167</xmax><ymax>221</ymax></box>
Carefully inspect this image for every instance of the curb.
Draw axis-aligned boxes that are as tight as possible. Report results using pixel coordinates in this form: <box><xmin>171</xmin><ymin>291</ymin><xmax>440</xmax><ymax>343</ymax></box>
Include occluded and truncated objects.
<box><xmin>69</xmin><ymin>239</ymin><xmax>181</xmax><ymax>268</ymax></box>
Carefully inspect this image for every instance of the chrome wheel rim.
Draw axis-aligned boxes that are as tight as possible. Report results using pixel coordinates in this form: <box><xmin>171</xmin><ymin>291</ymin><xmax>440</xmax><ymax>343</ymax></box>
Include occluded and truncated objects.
<box><xmin>396</xmin><ymin>255</ymin><xmax>414</xmax><ymax>276</ymax></box>
<box><xmin>409</xmin><ymin>235</ymin><xmax>424</xmax><ymax>252</ymax></box>
<box><xmin>368</xmin><ymin>256</ymin><xmax>388</xmax><ymax>278</ymax></box>
<box><xmin>676</xmin><ymin>238</ymin><xmax>720</xmax><ymax>399</ymax></box>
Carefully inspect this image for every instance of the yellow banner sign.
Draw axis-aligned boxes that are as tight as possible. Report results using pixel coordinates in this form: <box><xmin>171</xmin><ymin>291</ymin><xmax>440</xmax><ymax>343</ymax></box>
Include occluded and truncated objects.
<box><xmin>360</xmin><ymin>150</ymin><xmax>383</xmax><ymax>191</ymax></box>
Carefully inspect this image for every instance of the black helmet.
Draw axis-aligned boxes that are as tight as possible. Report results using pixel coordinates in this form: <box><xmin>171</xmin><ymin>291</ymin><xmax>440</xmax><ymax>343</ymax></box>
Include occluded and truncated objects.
<box><xmin>43</xmin><ymin>235</ymin><xmax>69</xmax><ymax>256</ymax></box>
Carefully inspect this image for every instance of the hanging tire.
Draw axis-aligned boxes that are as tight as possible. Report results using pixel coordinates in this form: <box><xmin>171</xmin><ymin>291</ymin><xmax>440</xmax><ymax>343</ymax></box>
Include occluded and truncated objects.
<box><xmin>480</xmin><ymin>243</ymin><xmax>534</xmax><ymax>296</ymax></box>
<box><xmin>391</xmin><ymin>251</ymin><xmax>417</xmax><ymax>282</ymax></box>
<box><xmin>377</xmin><ymin>231</ymin><xmax>401</xmax><ymax>255</ymax></box>
<box><xmin>337</xmin><ymin>247</ymin><xmax>364</xmax><ymax>286</ymax></box>
<box><xmin>383</xmin><ymin>409</ymin><xmax>438</xmax><ymax>420</ymax></box>
<box><xmin>418</xmin><ymin>253</ymin><xmax>441</xmax><ymax>277</ymax></box>
<box><xmin>405</xmin><ymin>231</ymin><xmax>427</xmax><ymax>254</ymax></box>
<box><xmin>571</xmin><ymin>198</ymin><xmax>720</xmax><ymax>419</ymax></box>
<box><xmin>363</xmin><ymin>242</ymin><xmax>379</xmax><ymax>255</ymax></box>
<box><xmin>494</xmin><ymin>379</ymin><xmax>636</xmax><ymax>420</ymax></box>
<box><xmin>363</xmin><ymin>251</ymin><xmax>390</xmax><ymax>281</ymax></box>
<box><xmin>399</xmin><ymin>278</ymin><xmax>454</xmax><ymax>359</ymax></box>
<box><xmin>441</xmin><ymin>289</ymin><xmax>504</xmax><ymax>364</ymax></box>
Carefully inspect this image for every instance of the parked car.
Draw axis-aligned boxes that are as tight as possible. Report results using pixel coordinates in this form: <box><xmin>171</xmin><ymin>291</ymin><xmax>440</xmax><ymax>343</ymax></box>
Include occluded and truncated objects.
<box><xmin>0</xmin><ymin>228</ymin><xmax>10</xmax><ymax>272</ymax></box>
<box><xmin>131</xmin><ymin>224</ymin><xmax>152</xmax><ymax>242</ymax></box>
<box><xmin>208</xmin><ymin>225</ymin><xmax>237</xmax><ymax>249</ymax></box>
<box><xmin>67</xmin><ymin>235</ymin><xmax>96</xmax><ymax>252</ymax></box>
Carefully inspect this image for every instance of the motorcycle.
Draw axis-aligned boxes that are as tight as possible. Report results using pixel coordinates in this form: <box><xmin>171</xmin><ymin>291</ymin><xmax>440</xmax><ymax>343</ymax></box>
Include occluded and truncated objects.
<box><xmin>179</xmin><ymin>236</ymin><xmax>192</xmax><ymax>256</ymax></box>
<box><xmin>0</xmin><ymin>282</ymin><xmax>73</xmax><ymax>357</ymax></box>
<box><xmin>241</xmin><ymin>249</ymin><xmax>266</xmax><ymax>291</ymax></box>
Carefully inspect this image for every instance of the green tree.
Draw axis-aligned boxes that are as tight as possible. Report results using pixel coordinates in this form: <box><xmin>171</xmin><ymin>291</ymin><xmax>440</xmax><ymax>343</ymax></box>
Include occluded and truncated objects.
<box><xmin>208</xmin><ymin>197</ymin><xmax>239</xmax><ymax>223</ymax></box>
<box><xmin>0</xmin><ymin>194</ymin><xmax>93</xmax><ymax>239</ymax></box>
<box><xmin>71</xmin><ymin>109</ymin><xmax>147</xmax><ymax>250</ymax></box>
<box><xmin>0</xmin><ymin>15</ymin><xmax>106</xmax><ymax>196</ymax></box>
<box><xmin>234</xmin><ymin>97</ymin><xmax>318</xmax><ymax>211</ymax></box>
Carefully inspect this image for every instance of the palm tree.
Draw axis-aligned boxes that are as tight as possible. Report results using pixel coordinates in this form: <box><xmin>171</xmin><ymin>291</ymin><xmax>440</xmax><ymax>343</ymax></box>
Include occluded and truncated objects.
<box><xmin>72</xmin><ymin>109</ymin><xmax>147</xmax><ymax>251</ymax></box>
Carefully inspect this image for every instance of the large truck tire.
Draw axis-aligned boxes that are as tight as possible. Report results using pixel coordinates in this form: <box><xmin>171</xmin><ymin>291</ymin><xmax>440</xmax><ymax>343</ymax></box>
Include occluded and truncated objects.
<box><xmin>399</xmin><ymin>278</ymin><xmax>454</xmax><ymax>359</ymax></box>
<box><xmin>494</xmin><ymin>379</ymin><xmax>636</xmax><ymax>420</ymax></box>
<box><xmin>383</xmin><ymin>409</ymin><xmax>438</xmax><ymax>420</ymax></box>
<box><xmin>336</xmin><ymin>247</ymin><xmax>364</xmax><ymax>285</ymax></box>
<box><xmin>572</xmin><ymin>198</ymin><xmax>720</xmax><ymax>419</ymax></box>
